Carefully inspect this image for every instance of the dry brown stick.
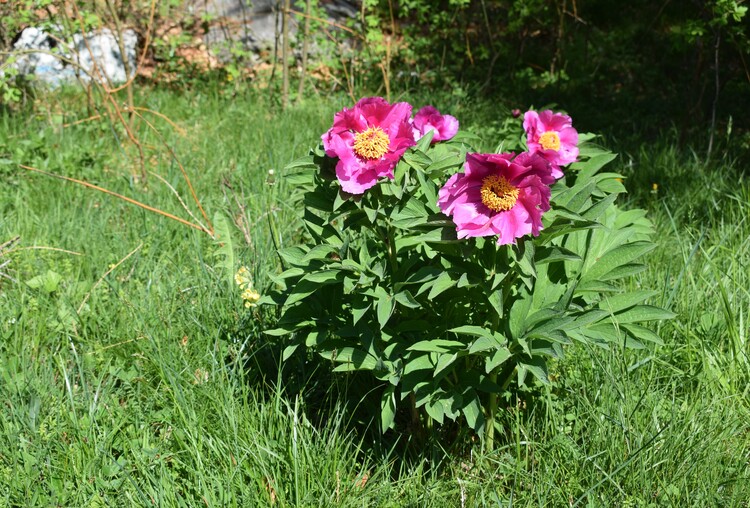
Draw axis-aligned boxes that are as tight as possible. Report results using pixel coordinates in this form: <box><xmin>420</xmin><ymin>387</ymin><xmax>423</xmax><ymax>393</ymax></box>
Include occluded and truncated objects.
<box><xmin>296</xmin><ymin>0</ymin><xmax>311</xmax><ymax>104</ymax></box>
<box><xmin>128</xmin><ymin>109</ymin><xmax>212</xmax><ymax>234</ymax></box>
<box><xmin>5</xmin><ymin>246</ymin><xmax>82</xmax><ymax>256</ymax></box>
<box><xmin>148</xmin><ymin>171</ymin><xmax>209</xmax><ymax>234</ymax></box>
<box><xmin>285</xmin><ymin>8</ymin><xmax>361</xmax><ymax>37</ymax></box>
<box><xmin>86</xmin><ymin>335</ymin><xmax>146</xmax><ymax>355</ymax></box>
<box><xmin>68</xmin><ymin>1</ymin><xmax>146</xmax><ymax>179</ymax></box>
<box><xmin>105</xmin><ymin>0</ymin><xmax>136</xmax><ymax>131</ymax></box>
<box><xmin>19</xmin><ymin>165</ymin><xmax>212</xmax><ymax>235</ymax></box>
<box><xmin>108</xmin><ymin>0</ymin><xmax>158</xmax><ymax>93</ymax></box>
<box><xmin>281</xmin><ymin>0</ymin><xmax>290</xmax><ymax>109</ymax></box>
<box><xmin>62</xmin><ymin>114</ymin><xmax>103</xmax><ymax>128</ymax></box>
<box><xmin>62</xmin><ymin>107</ymin><xmax>186</xmax><ymax>136</ymax></box>
<box><xmin>128</xmin><ymin>107</ymin><xmax>187</xmax><ymax>136</ymax></box>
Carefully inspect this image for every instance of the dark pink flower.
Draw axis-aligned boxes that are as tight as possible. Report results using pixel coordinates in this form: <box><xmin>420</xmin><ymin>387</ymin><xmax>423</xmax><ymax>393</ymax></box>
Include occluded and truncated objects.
<box><xmin>523</xmin><ymin>109</ymin><xmax>578</xmax><ymax>170</ymax></box>
<box><xmin>412</xmin><ymin>105</ymin><xmax>459</xmax><ymax>143</ymax></box>
<box><xmin>438</xmin><ymin>152</ymin><xmax>555</xmax><ymax>245</ymax></box>
<box><xmin>322</xmin><ymin>97</ymin><xmax>415</xmax><ymax>194</ymax></box>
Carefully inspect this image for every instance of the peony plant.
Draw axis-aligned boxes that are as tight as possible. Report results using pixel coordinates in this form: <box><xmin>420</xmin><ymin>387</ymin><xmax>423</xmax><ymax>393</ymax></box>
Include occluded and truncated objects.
<box><xmin>262</xmin><ymin>98</ymin><xmax>673</xmax><ymax>447</ymax></box>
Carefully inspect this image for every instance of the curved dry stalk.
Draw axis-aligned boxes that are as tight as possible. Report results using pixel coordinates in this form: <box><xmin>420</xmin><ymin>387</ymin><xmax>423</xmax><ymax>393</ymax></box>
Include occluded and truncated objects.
<box><xmin>0</xmin><ymin>48</ymin><xmax>99</xmax><ymax>82</ymax></box>
<box><xmin>62</xmin><ymin>114</ymin><xmax>103</xmax><ymax>128</ymax></box>
<box><xmin>62</xmin><ymin>108</ymin><xmax>186</xmax><ymax>135</ymax></box>
<box><xmin>86</xmin><ymin>335</ymin><xmax>146</xmax><ymax>355</ymax></box>
<box><xmin>129</xmin><ymin>109</ymin><xmax>212</xmax><ymax>234</ymax></box>
<box><xmin>4</xmin><ymin>246</ymin><xmax>82</xmax><ymax>256</ymax></box>
<box><xmin>0</xmin><ymin>236</ymin><xmax>20</xmax><ymax>253</ymax></box>
<box><xmin>148</xmin><ymin>170</ymin><xmax>209</xmax><ymax>233</ymax></box>
<box><xmin>0</xmin><ymin>236</ymin><xmax>21</xmax><ymax>284</ymax></box>
<box><xmin>127</xmin><ymin>107</ymin><xmax>187</xmax><ymax>136</ymax></box>
<box><xmin>78</xmin><ymin>242</ymin><xmax>143</xmax><ymax>314</ymax></box>
<box><xmin>19</xmin><ymin>164</ymin><xmax>213</xmax><ymax>236</ymax></box>
<box><xmin>285</xmin><ymin>8</ymin><xmax>362</xmax><ymax>37</ymax></box>
<box><xmin>108</xmin><ymin>0</ymin><xmax>158</xmax><ymax>93</ymax></box>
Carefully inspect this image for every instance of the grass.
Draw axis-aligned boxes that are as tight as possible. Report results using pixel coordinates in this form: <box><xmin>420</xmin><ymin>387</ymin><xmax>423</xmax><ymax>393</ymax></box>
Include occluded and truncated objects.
<box><xmin>1</xmin><ymin>85</ymin><xmax>749</xmax><ymax>506</ymax></box>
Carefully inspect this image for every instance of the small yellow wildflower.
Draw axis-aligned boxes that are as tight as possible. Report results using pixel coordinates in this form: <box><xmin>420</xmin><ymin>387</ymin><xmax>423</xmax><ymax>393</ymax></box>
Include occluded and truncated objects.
<box><xmin>235</xmin><ymin>266</ymin><xmax>261</xmax><ymax>308</ymax></box>
<box><xmin>242</xmin><ymin>287</ymin><xmax>261</xmax><ymax>307</ymax></box>
<box><xmin>651</xmin><ymin>182</ymin><xmax>659</xmax><ymax>194</ymax></box>
<box><xmin>235</xmin><ymin>266</ymin><xmax>252</xmax><ymax>287</ymax></box>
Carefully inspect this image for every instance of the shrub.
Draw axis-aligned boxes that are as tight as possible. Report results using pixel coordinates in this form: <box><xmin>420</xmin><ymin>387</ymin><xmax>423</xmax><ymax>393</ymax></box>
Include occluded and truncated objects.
<box><xmin>262</xmin><ymin>98</ymin><xmax>673</xmax><ymax>447</ymax></box>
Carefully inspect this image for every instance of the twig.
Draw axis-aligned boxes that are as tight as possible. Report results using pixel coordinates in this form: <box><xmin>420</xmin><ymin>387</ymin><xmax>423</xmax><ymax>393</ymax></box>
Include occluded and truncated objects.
<box><xmin>285</xmin><ymin>8</ymin><xmax>361</xmax><ymax>36</ymax></box>
<box><xmin>0</xmin><ymin>236</ymin><xmax>21</xmax><ymax>253</ymax></box>
<box><xmin>68</xmin><ymin>1</ymin><xmax>146</xmax><ymax>178</ymax></box>
<box><xmin>296</xmin><ymin>0</ymin><xmax>312</xmax><ymax>104</ymax></box>
<box><xmin>281</xmin><ymin>0</ymin><xmax>291</xmax><ymax>109</ymax></box>
<box><xmin>78</xmin><ymin>243</ymin><xmax>143</xmax><ymax>314</ymax></box>
<box><xmin>128</xmin><ymin>107</ymin><xmax>187</xmax><ymax>136</ymax></box>
<box><xmin>107</xmin><ymin>0</ymin><xmax>158</xmax><ymax>93</ymax></box>
<box><xmin>4</xmin><ymin>246</ymin><xmax>82</xmax><ymax>256</ymax></box>
<box><xmin>149</xmin><ymin>171</ymin><xmax>209</xmax><ymax>233</ymax></box>
<box><xmin>19</xmin><ymin>164</ymin><xmax>212</xmax><ymax>236</ymax></box>
<box><xmin>86</xmin><ymin>335</ymin><xmax>146</xmax><ymax>354</ymax></box>
<box><xmin>128</xmin><ymin>109</ymin><xmax>212</xmax><ymax>234</ymax></box>
<box><xmin>63</xmin><ymin>107</ymin><xmax>186</xmax><ymax>136</ymax></box>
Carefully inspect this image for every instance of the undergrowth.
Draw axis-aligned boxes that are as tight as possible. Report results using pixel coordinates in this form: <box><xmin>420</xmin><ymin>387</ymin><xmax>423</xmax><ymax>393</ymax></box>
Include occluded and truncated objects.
<box><xmin>0</xmin><ymin>86</ymin><xmax>748</xmax><ymax>506</ymax></box>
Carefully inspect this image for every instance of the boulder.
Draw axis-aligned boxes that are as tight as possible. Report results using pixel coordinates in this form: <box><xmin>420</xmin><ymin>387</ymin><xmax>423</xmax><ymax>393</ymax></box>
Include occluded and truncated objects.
<box><xmin>8</xmin><ymin>26</ymin><xmax>137</xmax><ymax>87</ymax></box>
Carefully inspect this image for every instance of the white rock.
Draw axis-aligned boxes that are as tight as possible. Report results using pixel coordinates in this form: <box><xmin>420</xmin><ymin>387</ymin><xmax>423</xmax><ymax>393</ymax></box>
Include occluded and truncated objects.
<box><xmin>9</xmin><ymin>26</ymin><xmax>137</xmax><ymax>87</ymax></box>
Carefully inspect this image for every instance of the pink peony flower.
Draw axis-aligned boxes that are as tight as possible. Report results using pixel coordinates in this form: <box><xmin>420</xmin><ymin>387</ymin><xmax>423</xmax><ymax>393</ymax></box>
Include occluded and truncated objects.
<box><xmin>322</xmin><ymin>97</ymin><xmax>415</xmax><ymax>194</ymax></box>
<box><xmin>438</xmin><ymin>152</ymin><xmax>556</xmax><ymax>245</ymax></box>
<box><xmin>412</xmin><ymin>105</ymin><xmax>459</xmax><ymax>143</ymax></box>
<box><xmin>523</xmin><ymin>109</ymin><xmax>579</xmax><ymax>171</ymax></box>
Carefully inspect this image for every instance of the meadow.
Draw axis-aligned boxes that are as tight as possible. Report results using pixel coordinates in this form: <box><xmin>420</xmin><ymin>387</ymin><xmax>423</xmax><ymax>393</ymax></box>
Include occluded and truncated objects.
<box><xmin>1</xmin><ymin>86</ymin><xmax>749</xmax><ymax>506</ymax></box>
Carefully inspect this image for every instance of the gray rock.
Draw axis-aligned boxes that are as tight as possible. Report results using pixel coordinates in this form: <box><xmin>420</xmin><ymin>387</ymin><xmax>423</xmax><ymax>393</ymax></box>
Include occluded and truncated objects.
<box><xmin>8</xmin><ymin>26</ymin><xmax>137</xmax><ymax>87</ymax></box>
<box><xmin>191</xmin><ymin>0</ymin><xmax>360</xmax><ymax>61</ymax></box>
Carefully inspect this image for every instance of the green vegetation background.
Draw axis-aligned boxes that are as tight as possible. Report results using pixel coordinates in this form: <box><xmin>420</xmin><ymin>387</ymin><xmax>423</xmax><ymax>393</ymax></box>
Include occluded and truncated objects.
<box><xmin>1</xmin><ymin>0</ymin><xmax>750</xmax><ymax>505</ymax></box>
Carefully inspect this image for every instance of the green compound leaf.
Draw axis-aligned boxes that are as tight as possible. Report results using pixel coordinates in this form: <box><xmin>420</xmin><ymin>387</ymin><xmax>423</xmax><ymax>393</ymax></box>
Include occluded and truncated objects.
<box><xmin>581</xmin><ymin>241</ymin><xmax>656</xmax><ymax>283</ymax></box>
<box><xmin>460</xmin><ymin>390</ymin><xmax>485</xmax><ymax>434</ymax></box>
<box><xmin>611</xmin><ymin>305</ymin><xmax>677</xmax><ymax>324</ymax></box>
<box><xmin>598</xmin><ymin>290</ymin><xmax>659</xmax><ymax>313</ymax></box>
<box><xmin>425</xmin><ymin>397</ymin><xmax>447</xmax><ymax>424</ymax></box>
<box><xmin>517</xmin><ymin>357</ymin><xmax>549</xmax><ymax>386</ymax></box>
<box><xmin>622</xmin><ymin>323</ymin><xmax>664</xmax><ymax>345</ymax></box>
<box><xmin>326</xmin><ymin>347</ymin><xmax>379</xmax><ymax>371</ymax></box>
<box><xmin>211</xmin><ymin>212</ymin><xmax>235</xmax><ymax>288</ymax></box>
<box><xmin>381</xmin><ymin>386</ymin><xmax>396</xmax><ymax>433</ymax></box>
<box><xmin>425</xmin><ymin>271</ymin><xmax>456</xmax><ymax>299</ymax></box>
<box><xmin>570</xmin><ymin>152</ymin><xmax>618</xmax><ymax>180</ymax></box>
<box><xmin>277</xmin><ymin>246</ymin><xmax>309</xmax><ymax>267</ymax></box>
<box><xmin>434</xmin><ymin>353</ymin><xmax>458</xmax><ymax>376</ymax></box>
<box><xmin>534</xmin><ymin>245</ymin><xmax>581</xmax><ymax>264</ymax></box>
<box><xmin>376</xmin><ymin>292</ymin><xmax>395</xmax><ymax>329</ymax></box>
<box><xmin>394</xmin><ymin>290</ymin><xmax>421</xmax><ymax>309</ymax></box>
<box><xmin>408</xmin><ymin>340</ymin><xmax>466</xmax><ymax>353</ymax></box>
<box><xmin>485</xmin><ymin>348</ymin><xmax>512</xmax><ymax>373</ymax></box>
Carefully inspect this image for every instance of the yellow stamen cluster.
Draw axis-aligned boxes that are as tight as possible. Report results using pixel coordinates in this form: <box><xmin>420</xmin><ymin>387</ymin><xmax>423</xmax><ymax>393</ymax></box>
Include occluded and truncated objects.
<box><xmin>480</xmin><ymin>175</ymin><xmax>519</xmax><ymax>212</ymax></box>
<box><xmin>538</xmin><ymin>131</ymin><xmax>561</xmax><ymax>151</ymax></box>
<box><xmin>353</xmin><ymin>126</ymin><xmax>390</xmax><ymax>160</ymax></box>
<box><xmin>235</xmin><ymin>266</ymin><xmax>261</xmax><ymax>308</ymax></box>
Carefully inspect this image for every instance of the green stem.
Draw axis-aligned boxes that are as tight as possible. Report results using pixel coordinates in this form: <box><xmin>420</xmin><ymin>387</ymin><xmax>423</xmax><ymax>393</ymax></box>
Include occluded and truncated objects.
<box><xmin>486</xmin><ymin>369</ymin><xmax>498</xmax><ymax>450</ymax></box>
<box><xmin>485</xmin><ymin>364</ymin><xmax>516</xmax><ymax>451</ymax></box>
<box><xmin>268</xmin><ymin>208</ymin><xmax>284</xmax><ymax>270</ymax></box>
<box><xmin>386</xmin><ymin>223</ymin><xmax>398</xmax><ymax>274</ymax></box>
